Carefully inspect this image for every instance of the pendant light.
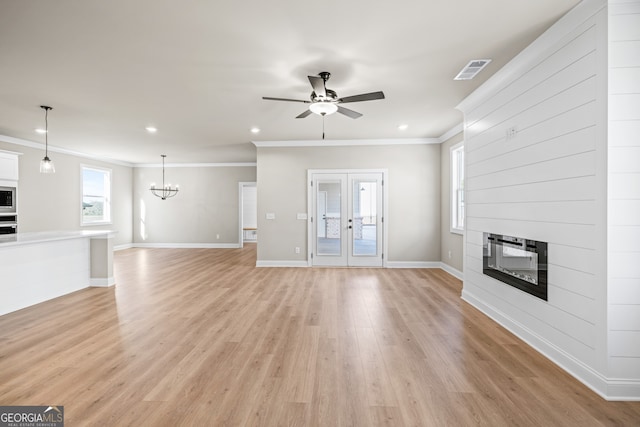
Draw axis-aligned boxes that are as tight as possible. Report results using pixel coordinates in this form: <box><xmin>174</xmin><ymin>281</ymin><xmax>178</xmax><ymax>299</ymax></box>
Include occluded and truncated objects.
<box><xmin>39</xmin><ymin>105</ymin><xmax>55</xmax><ymax>173</ymax></box>
<box><xmin>150</xmin><ymin>155</ymin><xmax>179</xmax><ymax>200</ymax></box>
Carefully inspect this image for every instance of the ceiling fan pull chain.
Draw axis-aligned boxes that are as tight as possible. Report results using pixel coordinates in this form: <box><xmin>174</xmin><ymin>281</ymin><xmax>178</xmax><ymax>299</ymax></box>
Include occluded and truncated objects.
<box><xmin>322</xmin><ymin>114</ymin><xmax>325</xmax><ymax>140</ymax></box>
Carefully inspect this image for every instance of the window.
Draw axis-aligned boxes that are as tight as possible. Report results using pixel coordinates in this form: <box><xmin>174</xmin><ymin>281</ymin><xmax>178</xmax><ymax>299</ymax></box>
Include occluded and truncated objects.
<box><xmin>81</xmin><ymin>165</ymin><xmax>111</xmax><ymax>225</ymax></box>
<box><xmin>451</xmin><ymin>142</ymin><xmax>464</xmax><ymax>234</ymax></box>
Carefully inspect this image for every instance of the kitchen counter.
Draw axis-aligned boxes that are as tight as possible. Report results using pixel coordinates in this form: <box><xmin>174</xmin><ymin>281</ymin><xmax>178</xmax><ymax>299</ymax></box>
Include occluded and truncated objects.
<box><xmin>0</xmin><ymin>229</ymin><xmax>115</xmax><ymax>246</ymax></box>
<box><xmin>0</xmin><ymin>230</ymin><xmax>117</xmax><ymax>316</ymax></box>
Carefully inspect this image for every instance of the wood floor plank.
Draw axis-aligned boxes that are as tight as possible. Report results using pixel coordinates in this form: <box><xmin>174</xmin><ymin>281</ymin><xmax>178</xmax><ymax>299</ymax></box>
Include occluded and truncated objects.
<box><xmin>0</xmin><ymin>244</ymin><xmax>639</xmax><ymax>426</ymax></box>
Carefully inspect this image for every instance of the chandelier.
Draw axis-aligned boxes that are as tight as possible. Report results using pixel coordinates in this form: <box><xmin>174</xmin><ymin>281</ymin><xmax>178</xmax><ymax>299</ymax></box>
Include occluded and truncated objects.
<box><xmin>150</xmin><ymin>155</ymin><xmax>179</xmax><ymax>200</ymax></box>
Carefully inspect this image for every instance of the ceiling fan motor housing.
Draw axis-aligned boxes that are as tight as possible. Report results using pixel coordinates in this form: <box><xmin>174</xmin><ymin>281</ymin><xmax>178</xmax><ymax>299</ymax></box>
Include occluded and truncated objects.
<box><xmin>311</xmin><ymin>89</ymin><xmax>338</xmax><ymax>103</ymax></box>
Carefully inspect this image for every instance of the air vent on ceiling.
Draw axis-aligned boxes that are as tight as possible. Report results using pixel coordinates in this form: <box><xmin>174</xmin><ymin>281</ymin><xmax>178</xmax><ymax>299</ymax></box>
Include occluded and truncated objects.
<box><xmin>454</xmin><ymin>59</ymin><xmax>492</xmax><ymax>80</ymax></box>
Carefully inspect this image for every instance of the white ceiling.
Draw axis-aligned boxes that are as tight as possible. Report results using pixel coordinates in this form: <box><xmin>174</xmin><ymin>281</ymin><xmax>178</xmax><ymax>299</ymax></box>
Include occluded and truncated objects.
<box><xmin>0</xmin><ymin>0</ymin><xmax>580</xmax><ymax>164</ymax></box>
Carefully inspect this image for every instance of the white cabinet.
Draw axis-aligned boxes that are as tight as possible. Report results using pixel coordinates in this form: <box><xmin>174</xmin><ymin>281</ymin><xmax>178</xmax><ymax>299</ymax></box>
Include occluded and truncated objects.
<box><xmin>0</xmin><ymin>151</ymin><xmax>19</xmax><ymax>181</ymax></box>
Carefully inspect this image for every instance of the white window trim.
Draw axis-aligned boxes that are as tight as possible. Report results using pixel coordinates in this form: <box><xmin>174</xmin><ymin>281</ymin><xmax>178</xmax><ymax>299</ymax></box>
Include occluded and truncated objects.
<box><xmin>81</xmin><ymin>164</ymin><xmax>112</xmax><ymax>226</ymax></box>
<box><xmin>450</xmin><ymin>141</ymin><xmax>464</xmax><ymax>235</ymax></box>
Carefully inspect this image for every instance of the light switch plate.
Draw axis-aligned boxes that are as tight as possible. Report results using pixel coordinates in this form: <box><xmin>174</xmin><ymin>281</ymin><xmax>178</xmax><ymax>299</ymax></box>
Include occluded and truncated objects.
<box><xmin>265</xmin><ymin>212</ymin><xmax>275</xmax><ymax>220</ymax></box>
<box><xmin>297</xmin><ymin>213</ymin><xmax>307</xmax><ymax>220</ymax></box>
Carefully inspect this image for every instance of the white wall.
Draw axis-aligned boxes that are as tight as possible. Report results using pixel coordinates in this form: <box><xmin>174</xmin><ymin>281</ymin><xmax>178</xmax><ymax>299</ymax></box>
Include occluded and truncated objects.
<box><xmin>132</xmin><ymin>165</ymin><xmax>256</xmax><ymax>245</ymax></box>
<box><xmin>457</xmin><ymin>0</ymin><xmax>627</xmax><ymax>398</ymax></box>
<box><xmin>0</xmin><ymin>139</ymin><xmax>133</xmax><ymax>247</ymax></box>
<box><xmin>458</xmin><ymin>0</ymin><xmax>640</xmax><ymax>400</ymax></box>
<box><xmin>255</xmin><ymin>143</ymin><xmax>441</xmax><ymax>264</ymax></box>
<box><xmin>607</xmin><ymin>0</ymin><xmax>640</xmax><ymax>383</ymax></box>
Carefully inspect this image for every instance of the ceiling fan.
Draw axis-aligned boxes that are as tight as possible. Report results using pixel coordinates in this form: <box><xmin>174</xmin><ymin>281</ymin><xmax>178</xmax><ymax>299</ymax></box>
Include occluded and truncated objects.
<box><xmin>262</xmin><ymin>71</ymin><xmax>385</xmax><ymax>119</ymax></box>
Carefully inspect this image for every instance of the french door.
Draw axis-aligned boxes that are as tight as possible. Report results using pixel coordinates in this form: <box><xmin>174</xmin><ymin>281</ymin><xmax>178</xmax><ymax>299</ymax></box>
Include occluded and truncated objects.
<box><xmin>310</xmin><ymin>171</ymin><xmax>384</xmax><ymax>267</ymax></box>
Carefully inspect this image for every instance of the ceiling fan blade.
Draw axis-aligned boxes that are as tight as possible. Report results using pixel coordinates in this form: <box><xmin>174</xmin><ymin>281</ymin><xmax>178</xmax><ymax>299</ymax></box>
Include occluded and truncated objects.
<box><xmin>338</xmin><ymin>91</ymin><xmax>385</xmax><ymax>104</ymax></box>
<box><xmin>308</xmin><ymin>75</ymin><xmax>326</xmax><ymax>98</ymax></box>
<box><xmin>296</xmin><ymin>109</ymin><xmax>313</xmax><ymax>119</ymax></box>
<box><xmin>262</xmin><ymin>96</ymin><xmax>310</xmax><ymax>103</ymax></box>
<box><xmin>337</xmin><ymin>106</ymin><xmax>363</xmax><ymax>119</ymax></box>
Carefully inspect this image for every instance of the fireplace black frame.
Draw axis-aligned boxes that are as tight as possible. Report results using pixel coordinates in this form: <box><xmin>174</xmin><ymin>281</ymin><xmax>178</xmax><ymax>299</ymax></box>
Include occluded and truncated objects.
<box><xmin>483</xmin><ymin>233</ymin><xmax>548</xmax><ymax>301</ymax></box>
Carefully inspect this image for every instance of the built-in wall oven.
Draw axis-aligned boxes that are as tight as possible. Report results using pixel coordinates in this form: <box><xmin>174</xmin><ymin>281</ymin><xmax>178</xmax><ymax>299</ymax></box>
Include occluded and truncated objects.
<box><xmin>0</xmin><ymin>186</ymin><xmax>16</xmax><ymax>213</ymax></box>
<box><xmin>0</xmin><ymin>216</ymin><xmax>17</xmax><ymax>234</ymax></box>
<box><xmin>0</xmin><ymin>185</ymin><xmax>17</xmax><ymax>234</ymax></box>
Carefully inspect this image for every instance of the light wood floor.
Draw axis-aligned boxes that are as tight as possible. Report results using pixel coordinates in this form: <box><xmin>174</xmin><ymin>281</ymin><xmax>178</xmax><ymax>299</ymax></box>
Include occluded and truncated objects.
<box><xmin>1</xmin><ymin>244</ymin><xmax>639</xmax><ymax>426</ymax></box>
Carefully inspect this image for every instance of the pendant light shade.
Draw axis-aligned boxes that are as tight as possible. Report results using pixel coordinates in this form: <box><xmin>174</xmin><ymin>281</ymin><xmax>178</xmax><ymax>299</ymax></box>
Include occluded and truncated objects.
<box><xmin>39</xmin><ymin>105</ymin><xmax>55</xmax><ymax>174</ymax></box>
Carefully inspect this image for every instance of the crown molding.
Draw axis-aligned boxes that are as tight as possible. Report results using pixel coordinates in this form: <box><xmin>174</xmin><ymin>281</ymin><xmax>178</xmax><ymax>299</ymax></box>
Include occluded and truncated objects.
<box><xmin>252</xmin><ymin>137</ymin><xmax>439</xmax><ymax>148</ymax></box>
<box><xmin>438</xmin><ymin>123</ymin><xmax>464</xmax><ymax>143</ymax></box>
<box><xmin>0</xmin><ymin>134</ymin><xmax>134</xmax><ymax>167</ymax></box>
<box><xmin>134</xmin><ymin>162</ymin><xmax>257</xmax><ymax>168</ymax></box>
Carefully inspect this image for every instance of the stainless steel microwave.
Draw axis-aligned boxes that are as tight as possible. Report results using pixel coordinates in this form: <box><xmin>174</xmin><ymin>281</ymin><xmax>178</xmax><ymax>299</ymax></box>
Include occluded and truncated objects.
<box><xmin>0</xmin><ymin>186</ymin><xmax>16</xmax><ymax>213</ymax></box>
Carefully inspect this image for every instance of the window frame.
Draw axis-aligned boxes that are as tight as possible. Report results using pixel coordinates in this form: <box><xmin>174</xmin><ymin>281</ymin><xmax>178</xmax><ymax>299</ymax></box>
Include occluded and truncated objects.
<box><xmin>450</xmin><ymin>142</ymin><xmax>464</xmax><ymax>235</ymax></box>
<box><xmin>80</xmin><ymin>164</ymin><xmax>112</xmax><ymax>226</ymax></box>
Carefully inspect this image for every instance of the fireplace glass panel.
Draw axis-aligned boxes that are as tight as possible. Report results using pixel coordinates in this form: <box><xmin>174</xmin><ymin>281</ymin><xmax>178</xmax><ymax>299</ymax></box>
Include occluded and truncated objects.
<box><xmin>489</xmin><ymin>241</ymin><xmax>538</xmax><ymax>285</ymax></box>
<box><xmin>483</xmin><ymin>233</ymin><xmax>547</xmax><ymax>301</ymax></box>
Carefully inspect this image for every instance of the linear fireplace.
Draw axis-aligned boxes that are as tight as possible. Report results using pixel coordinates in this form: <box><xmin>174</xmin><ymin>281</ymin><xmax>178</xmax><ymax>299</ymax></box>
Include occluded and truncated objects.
<box><xmin>483</xmin><ymin>233</ymin><xmax>548</xmax><ymax>301</ymax></box>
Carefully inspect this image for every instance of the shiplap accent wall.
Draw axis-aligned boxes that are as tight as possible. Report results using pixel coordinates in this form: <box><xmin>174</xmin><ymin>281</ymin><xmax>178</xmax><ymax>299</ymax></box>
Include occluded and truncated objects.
<box><xmin>456</xmin><ymin>0</ymin><xmax>640</xmax><ymax>399</ymax></box>
<box><xmin>608</xmin><ymin>1</ymin><xmax>640</xmax><ymax>384</ymax></box>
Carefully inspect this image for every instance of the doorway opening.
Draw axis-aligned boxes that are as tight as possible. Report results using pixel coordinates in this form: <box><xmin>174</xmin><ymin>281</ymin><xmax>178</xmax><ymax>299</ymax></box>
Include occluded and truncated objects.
<box><xmin>239</xmin><ymin>182</ymin><xmax>257</xmax><ymax>249</ymax></box>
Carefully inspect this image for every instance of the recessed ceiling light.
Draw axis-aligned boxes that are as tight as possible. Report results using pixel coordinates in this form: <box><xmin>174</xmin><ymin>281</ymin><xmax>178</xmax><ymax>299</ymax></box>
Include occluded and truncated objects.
<box><xmin>398</xmin><ymin>124</ymin><xmax>408</xmax><ymax>131</ymax></box>
<box><xmin>145</xmin><ymin>126</ymin><xmax>158</xmax><ymax>133</ymax></box>
<box><xmin>250</xmin><ymin>127</ymin><xmax>260</xmax><ymax>134</ymax></box>
<box><xmin>35</xmin><ymin>128</ymin><xmax>47</xmax><ymax>134</ymax></box>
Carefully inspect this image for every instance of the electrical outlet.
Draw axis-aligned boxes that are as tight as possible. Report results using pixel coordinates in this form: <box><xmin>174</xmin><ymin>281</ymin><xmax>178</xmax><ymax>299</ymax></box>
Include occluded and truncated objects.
<box><xmin>448</xmin><ymin>250</ymin><xmax>452</xmax><ymax>259</ymax></box>
<box><xmin>506</xmin><ymin>126</ymin><xmax>517</xmax><ymax>139</ymax></box>
<box><xmin>295</xmin><ymin>247</ymin><xmax>300</xmax><ymax>254</ymax></box>
<box><xmin>216</xmin><ymin>234</ymin><xmax>220</xmax><ymax>240</ymax></box>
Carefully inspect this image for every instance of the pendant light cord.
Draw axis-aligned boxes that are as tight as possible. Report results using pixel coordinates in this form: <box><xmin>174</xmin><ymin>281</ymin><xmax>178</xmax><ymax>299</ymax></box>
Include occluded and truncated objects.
<box><xmin>162</xmin><ymin>155</ymin><xmax>166</xmax><ymax>187</ymax></box>
<box><xmin>322</xmin><ymin>114</ymin><xmax>325</xmax><ymax>140</ymax></box>
<box><xmin>44</xmin><ymin>107</ymin><xmax>49</xmax><ymax>157</ymax></box>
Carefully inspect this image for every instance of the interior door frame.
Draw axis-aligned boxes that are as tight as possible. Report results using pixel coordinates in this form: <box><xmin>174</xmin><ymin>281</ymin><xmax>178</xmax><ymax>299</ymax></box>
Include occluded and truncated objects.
<box><xmin>307</xmin><ymin>169</ymin><xmax>388</xmax><ymax>267</ymax></box>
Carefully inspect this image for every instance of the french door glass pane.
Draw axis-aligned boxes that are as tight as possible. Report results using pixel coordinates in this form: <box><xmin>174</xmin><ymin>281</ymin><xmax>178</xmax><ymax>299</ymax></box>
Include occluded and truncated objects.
<box><xmin>317</xmin><ymin>181</ymin><xmax>341</xmax><ymax>256</ymax></box>
<box><xmin>352</xmin><ymin>179</ymin><xmax>377</xmax><ymax>256</ymax></box>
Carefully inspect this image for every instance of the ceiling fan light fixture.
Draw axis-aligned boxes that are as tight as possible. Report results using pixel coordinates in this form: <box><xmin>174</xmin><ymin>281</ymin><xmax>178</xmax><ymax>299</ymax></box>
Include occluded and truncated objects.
<box><xmin>309</xmin><ymin>102</ymin><xmax>338</xmax><ymax>116</ymax></box>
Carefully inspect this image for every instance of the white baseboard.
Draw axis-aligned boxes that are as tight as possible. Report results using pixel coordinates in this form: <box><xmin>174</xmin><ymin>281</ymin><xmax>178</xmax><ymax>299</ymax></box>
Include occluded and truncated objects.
<box><xmin>462</xmin><ymin>288</ymin><xmax>640</xmax><ymax>401</ymax></box>
<box><xmin>133</xmin><ymin>243</ymin><xmax>241</xmax><ymax>249</ymax></box>
<box><xmin>114</xmin><ymin>243</ymin><xmax>133</xmax><ymax>251</ymax></box>
<box><xmin>386</xmin><ymin>261</ymin><xmax>441</xmax><ymax>269</ymax></box>
<box><xmin>386</xmin><ymin>261</ymin><xmax>463</xmax><ymax>281</ymax></box>
<box><xmin>90</xmin><ymin>277</ymin><xmax>115</xmax><ymax>287</ymax></box>
<box><xmin>605</xmin><ymin>380</ymin><xmax>640</xmax><ymax>401</ymax></box>
<box><xmin>440</xmin><ymin>262</ymin><xmax>463</xmax><ymax>280</ymax></box>
<box><xmin>256</xmin><ymin>260</ymin><xmax>309</xmax><ymax>268</ymax></box>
